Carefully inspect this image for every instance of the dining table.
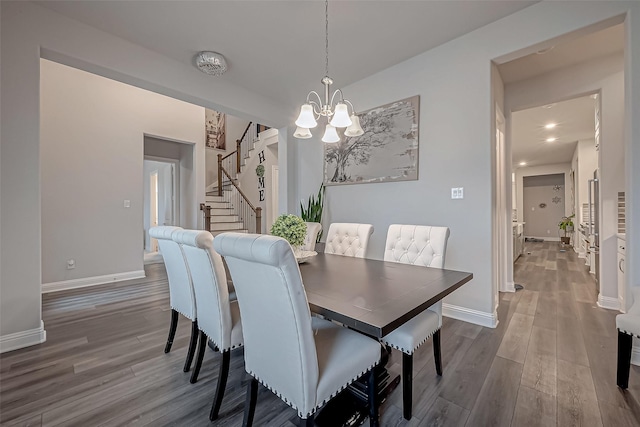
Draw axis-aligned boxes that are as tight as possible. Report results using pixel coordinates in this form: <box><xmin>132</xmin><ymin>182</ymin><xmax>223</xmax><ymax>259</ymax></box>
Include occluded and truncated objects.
<box><xmin>298</xmin><ymin>251</ymin><xmax>473</xmax><ymax>426</ymax></box>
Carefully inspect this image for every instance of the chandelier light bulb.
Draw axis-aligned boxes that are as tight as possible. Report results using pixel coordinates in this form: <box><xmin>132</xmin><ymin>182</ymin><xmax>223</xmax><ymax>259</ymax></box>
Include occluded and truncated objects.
<box><xmin>294</xmin><ymin>126</ymin><xmax>312</xmax><ymax>139</ymax></box>
<box><xmin>329</xmin><ymin>103</ymin><xmax>352</xmax><ymax>128</ymax></box>
<box><xmin>344</xmin><ymin>114</ymin><xmax>364</xmax><ymax>137</ymax></box>
<box><xmin>295</xmin><ymin>104</ymin><xmax>318</xmax><ymax>129</ymax></box>
<box><xmin>321</xmin><ymin>124</ymin><xmax>340</xmax><ymax>143</ymax></box>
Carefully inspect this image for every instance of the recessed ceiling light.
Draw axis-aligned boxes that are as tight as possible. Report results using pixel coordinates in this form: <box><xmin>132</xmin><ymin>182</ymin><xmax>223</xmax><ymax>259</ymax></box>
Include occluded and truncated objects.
<box><xmin>545</xmin><ymin>123</ymin><xmax>556</xmax><ymax>129</ymax></box>
<box><xmin>519</xmin><ymin>162</ymin><xmax>527</xmax><ymax>166</ymax></box>
<box><xmin>542</xmin><ymin>103</ymin><xmax>556</xmax><ymax>109</ymax></box>
<box><xmin>546</xmin><ymin>137</ymin><xmax>557</xmax><ymax>142</ymax></box>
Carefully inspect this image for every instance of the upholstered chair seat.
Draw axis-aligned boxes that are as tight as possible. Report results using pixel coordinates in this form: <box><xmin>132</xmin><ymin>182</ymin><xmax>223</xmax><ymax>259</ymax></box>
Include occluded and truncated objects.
<box><xmin>214</xmin><ymin>233</ymin><xmax>382</xmax><ymax>426</ymax></box>
<box><xmin>324</xmin><ymin>222</ymin><xmax>374</xmax><ymax>258</ymax></box>
<box><xmin>303</xmin><ymin>222</ymin><xmax>322</xmax><ymax>251</ymax></box>
<box><xmin>149</xmin><ymin>226</ymin><xmax>199</xmax><ymax>373</ymax></box>
<box><xmin>616</xmin><ymin>287</ymin><xmax>640</xmax><ymax>389</ymax></box>
<box><xmin>380</xmin><ymin>224</ymin><xmax>450</xmax><ymax>420</ymax></box>
<box><xmin>172</xmin><ymin>229</ymin><xmax>243</xmax><ymax>420</ymax></box>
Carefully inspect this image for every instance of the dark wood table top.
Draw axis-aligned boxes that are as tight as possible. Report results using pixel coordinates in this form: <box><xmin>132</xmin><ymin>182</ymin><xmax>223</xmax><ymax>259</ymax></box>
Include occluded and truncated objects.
<box><xmin>299</xmin><ymin>252</ymin><xmax>473</xmax><ymax>338</ymax></box>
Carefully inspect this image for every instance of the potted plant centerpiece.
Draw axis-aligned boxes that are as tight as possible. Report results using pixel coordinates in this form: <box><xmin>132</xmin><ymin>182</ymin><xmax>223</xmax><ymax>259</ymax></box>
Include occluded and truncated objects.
<box><xmin>558</xmin><ymin>214</ymin><xmax>575</xmax><ymax>245</ymax></box>
<box><xmin>270</xmin><ymin>214</ymin><xmax>307</xmax><ymax>258</ymax></box>
<box><xmin>300</xmin><ymin>184</ymin><xmax>325</xmax><ymax>243</ymax></box>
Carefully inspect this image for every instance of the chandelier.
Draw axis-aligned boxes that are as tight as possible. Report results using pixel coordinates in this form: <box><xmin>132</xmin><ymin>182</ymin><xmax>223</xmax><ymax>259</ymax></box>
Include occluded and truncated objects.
<box><xmin>294</xmin><ymin>0</ymin><xmax>364</xmax><ymax>142</ymax></box>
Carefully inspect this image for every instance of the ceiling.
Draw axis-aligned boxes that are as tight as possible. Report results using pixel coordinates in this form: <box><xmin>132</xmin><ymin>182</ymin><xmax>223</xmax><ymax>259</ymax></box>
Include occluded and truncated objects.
<box><xmin>33</xmin><ymin>1</ymin><xmax>623</xmax><ymax>172</ymax></box>
<box><xmin>511</xmin><ymin>95</ymin><xmax>596</xmax><ymax>168</ymax></box>
<box><xmin>35</xmin><ymin>0</ymin><xmax>537</xmax><ymax>110</ymax></box>
<box><xmin>504</xmin><ymin>24</ymin><xmax>624</xmax><ymax>169</ymax></box>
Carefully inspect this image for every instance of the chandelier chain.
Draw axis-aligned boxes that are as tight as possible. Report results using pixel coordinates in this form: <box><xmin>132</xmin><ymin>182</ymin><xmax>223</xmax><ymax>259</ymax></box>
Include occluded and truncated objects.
<box><xmin>325</xmin><ymin>0</ymin><xmax>329</xmax><ymax>77</ymax></box>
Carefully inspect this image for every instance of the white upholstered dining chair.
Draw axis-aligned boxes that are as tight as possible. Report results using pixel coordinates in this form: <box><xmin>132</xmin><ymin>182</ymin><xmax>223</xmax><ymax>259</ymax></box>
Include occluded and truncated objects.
<box><xmin>617</xmin><ymin>287</ymin><xmax>640</xmax><ymax>389</ymax></box>
<box><xmin>380</xmin><ymin>224</ymin><xmax>450</xmax><ymax>420</ymax></box>
<box><xmin>303</xmin><ymin>222</ymin><xmax>322</xmax><ymax>251</ymax></box>
<box><xmin>172</xmin><ymin>229</ymin><xmax>243</xmax><ymax>420</ymax></box>
<box><xmin>214</xmin><ymin>233</ymin><xmax>382</xmax><ymax>427</ymax></box>
<box><xmin>149</xmin><ymin>226</ymin><xmax>199</xmax><ymax>373</ymax></box>
<box><xmin>324</xmin><ymin>222</ymin><xmax>374</xmax><ymax>258</ymax></box>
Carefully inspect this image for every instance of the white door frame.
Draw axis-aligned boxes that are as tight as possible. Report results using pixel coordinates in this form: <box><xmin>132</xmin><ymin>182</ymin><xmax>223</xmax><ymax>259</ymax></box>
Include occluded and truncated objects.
<box><xmin>496</xmin><ymin>105</ymin><xmax>514</xmax><ymax>295</ymax></box>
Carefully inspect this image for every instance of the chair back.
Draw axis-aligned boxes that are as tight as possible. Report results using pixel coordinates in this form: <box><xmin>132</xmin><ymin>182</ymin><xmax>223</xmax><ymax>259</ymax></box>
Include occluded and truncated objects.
<box><xmin>149</xmin><ymin>226</ymin><xmax>196</xmax><ymax>320</ymax></box>
<box><xmin>324</xmin><ymin>222</ymin><xmax>374</xmax><ymax>258</ymax></box>
<box><xmin>384</xmin><ymin>224</ymin><xmax>450</xmax><ymax>268</ymax></box>
<box><xmin>173</xmin><ymin>229</ymin><xmax>235</xmax><ymax>350</ymax></box>
<box><xmin>214</xmin><ymin>233</ymin><xmax>318</xmax><ymax>415</ymax></box>
<box><xmin>303</xmin><ymin>222</ymin><xmax>322</xmax><ymax>251</ymax></box>
<box><xmin>384</xmin><ymin>224</ymin><xmax>450</xmax><ymax>323</ymax></box>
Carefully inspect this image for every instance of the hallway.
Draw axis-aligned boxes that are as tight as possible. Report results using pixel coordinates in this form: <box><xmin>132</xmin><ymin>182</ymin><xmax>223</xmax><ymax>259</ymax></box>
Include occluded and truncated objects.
<box><xmin>504</xmin><ymin>241</ymin><xmax>640</xmax><ymax>426</ymax></box>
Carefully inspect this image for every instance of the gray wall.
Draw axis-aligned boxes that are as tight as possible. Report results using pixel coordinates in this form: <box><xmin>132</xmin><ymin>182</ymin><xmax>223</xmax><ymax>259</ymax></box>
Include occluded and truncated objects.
<box><xmin>522</xmin><ymin>174</ymin><xmax>566</xmax><ymax>239</ymax></box>
<box><xmin>288</xmin><ymin>2</ymin><xmax>640</xmax><ymax>322</ymax></box>
<box><xmin>40</xmin><ymin>60</ymin><xmax>204</xmax><ymax>285</ymax></box>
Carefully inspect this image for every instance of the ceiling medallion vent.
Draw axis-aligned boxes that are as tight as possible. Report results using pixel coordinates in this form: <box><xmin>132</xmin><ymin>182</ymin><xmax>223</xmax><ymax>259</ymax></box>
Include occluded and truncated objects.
<box><xmin>195</xmin><ymin>51</ymin><xmax>227</xmax><ymax>76</ymax></box>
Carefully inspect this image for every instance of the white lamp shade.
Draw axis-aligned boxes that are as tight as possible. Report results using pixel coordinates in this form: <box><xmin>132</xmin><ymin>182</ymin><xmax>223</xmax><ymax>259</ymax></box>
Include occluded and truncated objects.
<box><xmin>344</xmin><ymin>114</ymin><xmax>364</xmax><ymax>137</ymax></box>
<box><xmin>295</xmin><ymin>104</ymin><xmax>318</xmax><ymax>128</ymax></box>
<box><xmin>321</xmin><ymin>124</ymin><xmax>340</xmax><ymax>143</ymax></box>
<box><xmin>329</xmin><ymin>103</ymin><xmax>352</xmax><ymax>128</ymax></box>
<box><xmin>294</xmin><ymin>126</ymin><xmax>312</xmax><ymax>139</ymax></box>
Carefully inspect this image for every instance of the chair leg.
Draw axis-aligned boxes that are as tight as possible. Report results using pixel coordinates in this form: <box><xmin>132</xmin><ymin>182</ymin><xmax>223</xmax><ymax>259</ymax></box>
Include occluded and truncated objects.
<box><xmin>183</xmin><ymin>320</ymin><xmax>199</xmax><ymax>372</ymax></box>
<box><xmin>617</xmin><ymin>330</ymin><xmax>633</xmax><ymax>389</ymax></box>
<box><xmin>368</xmin><ymin>368</ymin><xmax>380</xmax><ymax>427</ymax></box>
<box><xmin>299</xmin><ymin>415</ymin><xmax>314</xmax><ymax>426</ymax></box>
<box><xmin>402</xmin><ymin>353</ymin><xmax>413</xmax><ymax>421</ymax></box>
<box><xmin>433</xmin><ymin>329</ymin><xmax>443</xmax><ymax>376</ymax></box>
<box><xmin>209</xmin><ymin>351</ymin><xmax>231</xmax><ymax>421</ymax></box>
<box><xmin>190</xmin><ymin>330</ymin><xmax>207</xmax><ymax>384</ymax></box>
<box><xmin>164</xmin><ymin>309</ymin><xmax>179</xmax><ymax>353</ymax></box>
<box><xmin>242</xmin><ymin>378</ymin><xmax>259</xmax><ymax>427</ymax></box>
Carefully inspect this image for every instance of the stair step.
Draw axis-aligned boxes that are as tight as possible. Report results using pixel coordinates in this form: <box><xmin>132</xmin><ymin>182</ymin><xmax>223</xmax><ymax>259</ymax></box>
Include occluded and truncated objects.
<box><xmin>211</xmin><ymin>208</ymin><xmax>234</xmax><ymax>215</ymax></box>
<box><xmin>210</xmin><ymin>222</ymin><xmax>244</xmax><ymax>231</ymax></box>
<box><xmin>211</xmin><ymin>229</ymin><xmax>248</xmax><ymax>237</ymax></box>
<box><xmin>211</xmin><ymin>214</ymin><xmax>239</xmax><ymax>222</ymax></box>
<box><xmin>205</xmin><ymin>200</ymin><xmax>232</xmax><ymax>207</ymax></box>
<box><xmin>205</xmin><ymin>194</ymin><xmax>224</xmax><ymax>202</ymax></box>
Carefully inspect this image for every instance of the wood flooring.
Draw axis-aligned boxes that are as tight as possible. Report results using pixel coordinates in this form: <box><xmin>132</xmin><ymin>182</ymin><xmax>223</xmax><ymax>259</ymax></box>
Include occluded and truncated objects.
<box><xmin>1</xmin><ymin>242</ymin><xmax>639</xmax><ymax>426</ymax></box>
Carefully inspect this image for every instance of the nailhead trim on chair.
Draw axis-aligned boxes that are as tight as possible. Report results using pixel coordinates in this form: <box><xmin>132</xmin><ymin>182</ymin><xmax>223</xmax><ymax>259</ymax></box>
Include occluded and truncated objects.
<box><xmin>203</xmin><ymin>331</ymin><xmax>243</xmax><ymax>352</ymax></box>
<box><xmin>171</xmin><ymin>305</ymin><xmax>196</xmax><ymax>322</ymax></box>
<box><xmin>381</xmin><ymin>326</ymin><xmax>440</xmax><ymax>355</ymax></box>
<box><xmin>246</xmin><ymin>360</ymin><xmax>379</xmax><ymax>418</ymax></box>
<box><xmin>618</xmin><ymin>328</ymin><xmax>640</xmax><ymax>339</ymax></box>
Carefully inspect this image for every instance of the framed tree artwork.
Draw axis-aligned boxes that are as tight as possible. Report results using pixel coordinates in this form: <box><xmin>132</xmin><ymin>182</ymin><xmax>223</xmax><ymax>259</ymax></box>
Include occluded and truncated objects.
<box><xmin>324</xmin><ymin>95</ymin><xmax>419</xmax><ymax>185</ymax></box>
<box><xmin>205</xmin><ymin>108</ymin><xmax>226</xmax><ymax>150</ymax></box>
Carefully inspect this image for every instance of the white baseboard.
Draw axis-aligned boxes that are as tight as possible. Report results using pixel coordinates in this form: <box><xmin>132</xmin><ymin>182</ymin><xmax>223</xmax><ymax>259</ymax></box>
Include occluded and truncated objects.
<box><xmin>443</xmin><ymin>303</ymin><xmax>498</xmax><ymax>328</ymax></box>
<box><xmin>501</xmin><ymin>281</ymin><xmax>516</xmax><ymax>293</ymax></box>
<box><xmin>597</xmin><ymin>294</ymin><xmax>620</xmax><ymax>311</ymax></box>
<box><xmin>42</xmin><ymin>270</ymin><xmax>146</xmax><ymax>293</ymax></box>
<box><xmin>0</xmin><ymin>321</ymin><xmax>46</xmax><ymax>353</ymax></box>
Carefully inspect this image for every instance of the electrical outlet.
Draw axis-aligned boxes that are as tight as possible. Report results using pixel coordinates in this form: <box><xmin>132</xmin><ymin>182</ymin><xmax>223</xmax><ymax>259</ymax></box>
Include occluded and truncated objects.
<box><xmin>451</xmin><ymin>187</ymin><xmax>464</xmax><ymax>199</ymax></box>
<box><xmin>67</xmin><ymin>259</ymin><xmax>75</xmax><ymax>269</ymax></box>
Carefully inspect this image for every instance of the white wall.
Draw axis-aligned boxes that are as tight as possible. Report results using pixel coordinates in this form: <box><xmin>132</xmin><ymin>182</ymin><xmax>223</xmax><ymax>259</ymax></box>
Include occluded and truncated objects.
<box><xmin>289</xmin><ymin>1</ymin><xmax>640</xmax><ymax>326</ymax></box>
<box><xmin>40</xmin><ymin>59</ymin><xmax>205</xmax><ymax>285</ymax></box>
<box><xmin>506</xmin><ymin>52</ymin><xmax>624</xmax><ymax>305</ymax></box>
<box><xmin>515</xmin><ymin>164</ymin><xmax>573</xmax><ymax>226</ymax></box>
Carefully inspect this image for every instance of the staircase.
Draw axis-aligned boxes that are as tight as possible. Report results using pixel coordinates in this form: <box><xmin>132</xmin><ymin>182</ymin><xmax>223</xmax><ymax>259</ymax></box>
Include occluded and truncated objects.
<box><xmin>201</xmin><ymin>122</ymin><xmax>264</xmax><ymax>234</ymax></box>
<box><xmin>202</xmin><ymin>193</ymin><xmax>247</xmax><ymax>236</ymax></box>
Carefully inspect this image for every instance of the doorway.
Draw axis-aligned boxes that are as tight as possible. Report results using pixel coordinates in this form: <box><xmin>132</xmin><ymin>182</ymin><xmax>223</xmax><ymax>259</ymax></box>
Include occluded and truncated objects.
<box><xmin>143</xmin><ymin>158</ymin><xmax>179</xmax><ymax>263</ymax></box>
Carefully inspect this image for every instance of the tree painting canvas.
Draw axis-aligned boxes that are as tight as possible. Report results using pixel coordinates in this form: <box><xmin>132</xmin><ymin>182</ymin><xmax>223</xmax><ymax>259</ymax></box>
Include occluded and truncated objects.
<box><xmin>324</xmin><ymin>95</ymin><xmax>419</xmax><ymax>185</ymax></box>
<box><xmin>205</xmin><ymin>109</ymin><xmax>226</xmax><ymax>150</ymax></box>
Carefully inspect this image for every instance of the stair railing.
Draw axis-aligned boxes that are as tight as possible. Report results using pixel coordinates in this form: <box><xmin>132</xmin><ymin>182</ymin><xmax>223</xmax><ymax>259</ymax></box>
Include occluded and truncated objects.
<box><xmin>220</xmin><ymin>167</ymin><xmax>262</xmax><ymax>234</ymax></box>
<box><xmin>217</xmin><ymin>122</ymin><xmax>256</xmax><ymax>196</ymax></box>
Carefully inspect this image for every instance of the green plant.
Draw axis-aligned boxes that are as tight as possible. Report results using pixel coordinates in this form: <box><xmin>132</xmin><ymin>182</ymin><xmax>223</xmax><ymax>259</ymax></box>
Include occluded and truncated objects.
<box><xmin>270</xmin><ymin>214</ymin><xmax>307</xmax><ymax>247</ymax></box>
<box><xmin>300</xmin><ymin>184</ymin><xmax>325</xmax><ymax>242</ymax></box>
<box><xmin>558</xmin><ymin>214</ymin><xmax>575</xmax><ymax>237</ymax></box>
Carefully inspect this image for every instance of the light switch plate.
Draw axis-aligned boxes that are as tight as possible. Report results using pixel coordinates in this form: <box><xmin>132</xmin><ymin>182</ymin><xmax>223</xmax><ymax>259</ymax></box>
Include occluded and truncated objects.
<box><xmin>451</xmin><ymin>187</ymin><xmax>464</xmax><ymax>199</ymax></box>
<box><xmin>124</xmin><ymin>200</ymin><xmax>131</xmax><ymax>208</ymax></box>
